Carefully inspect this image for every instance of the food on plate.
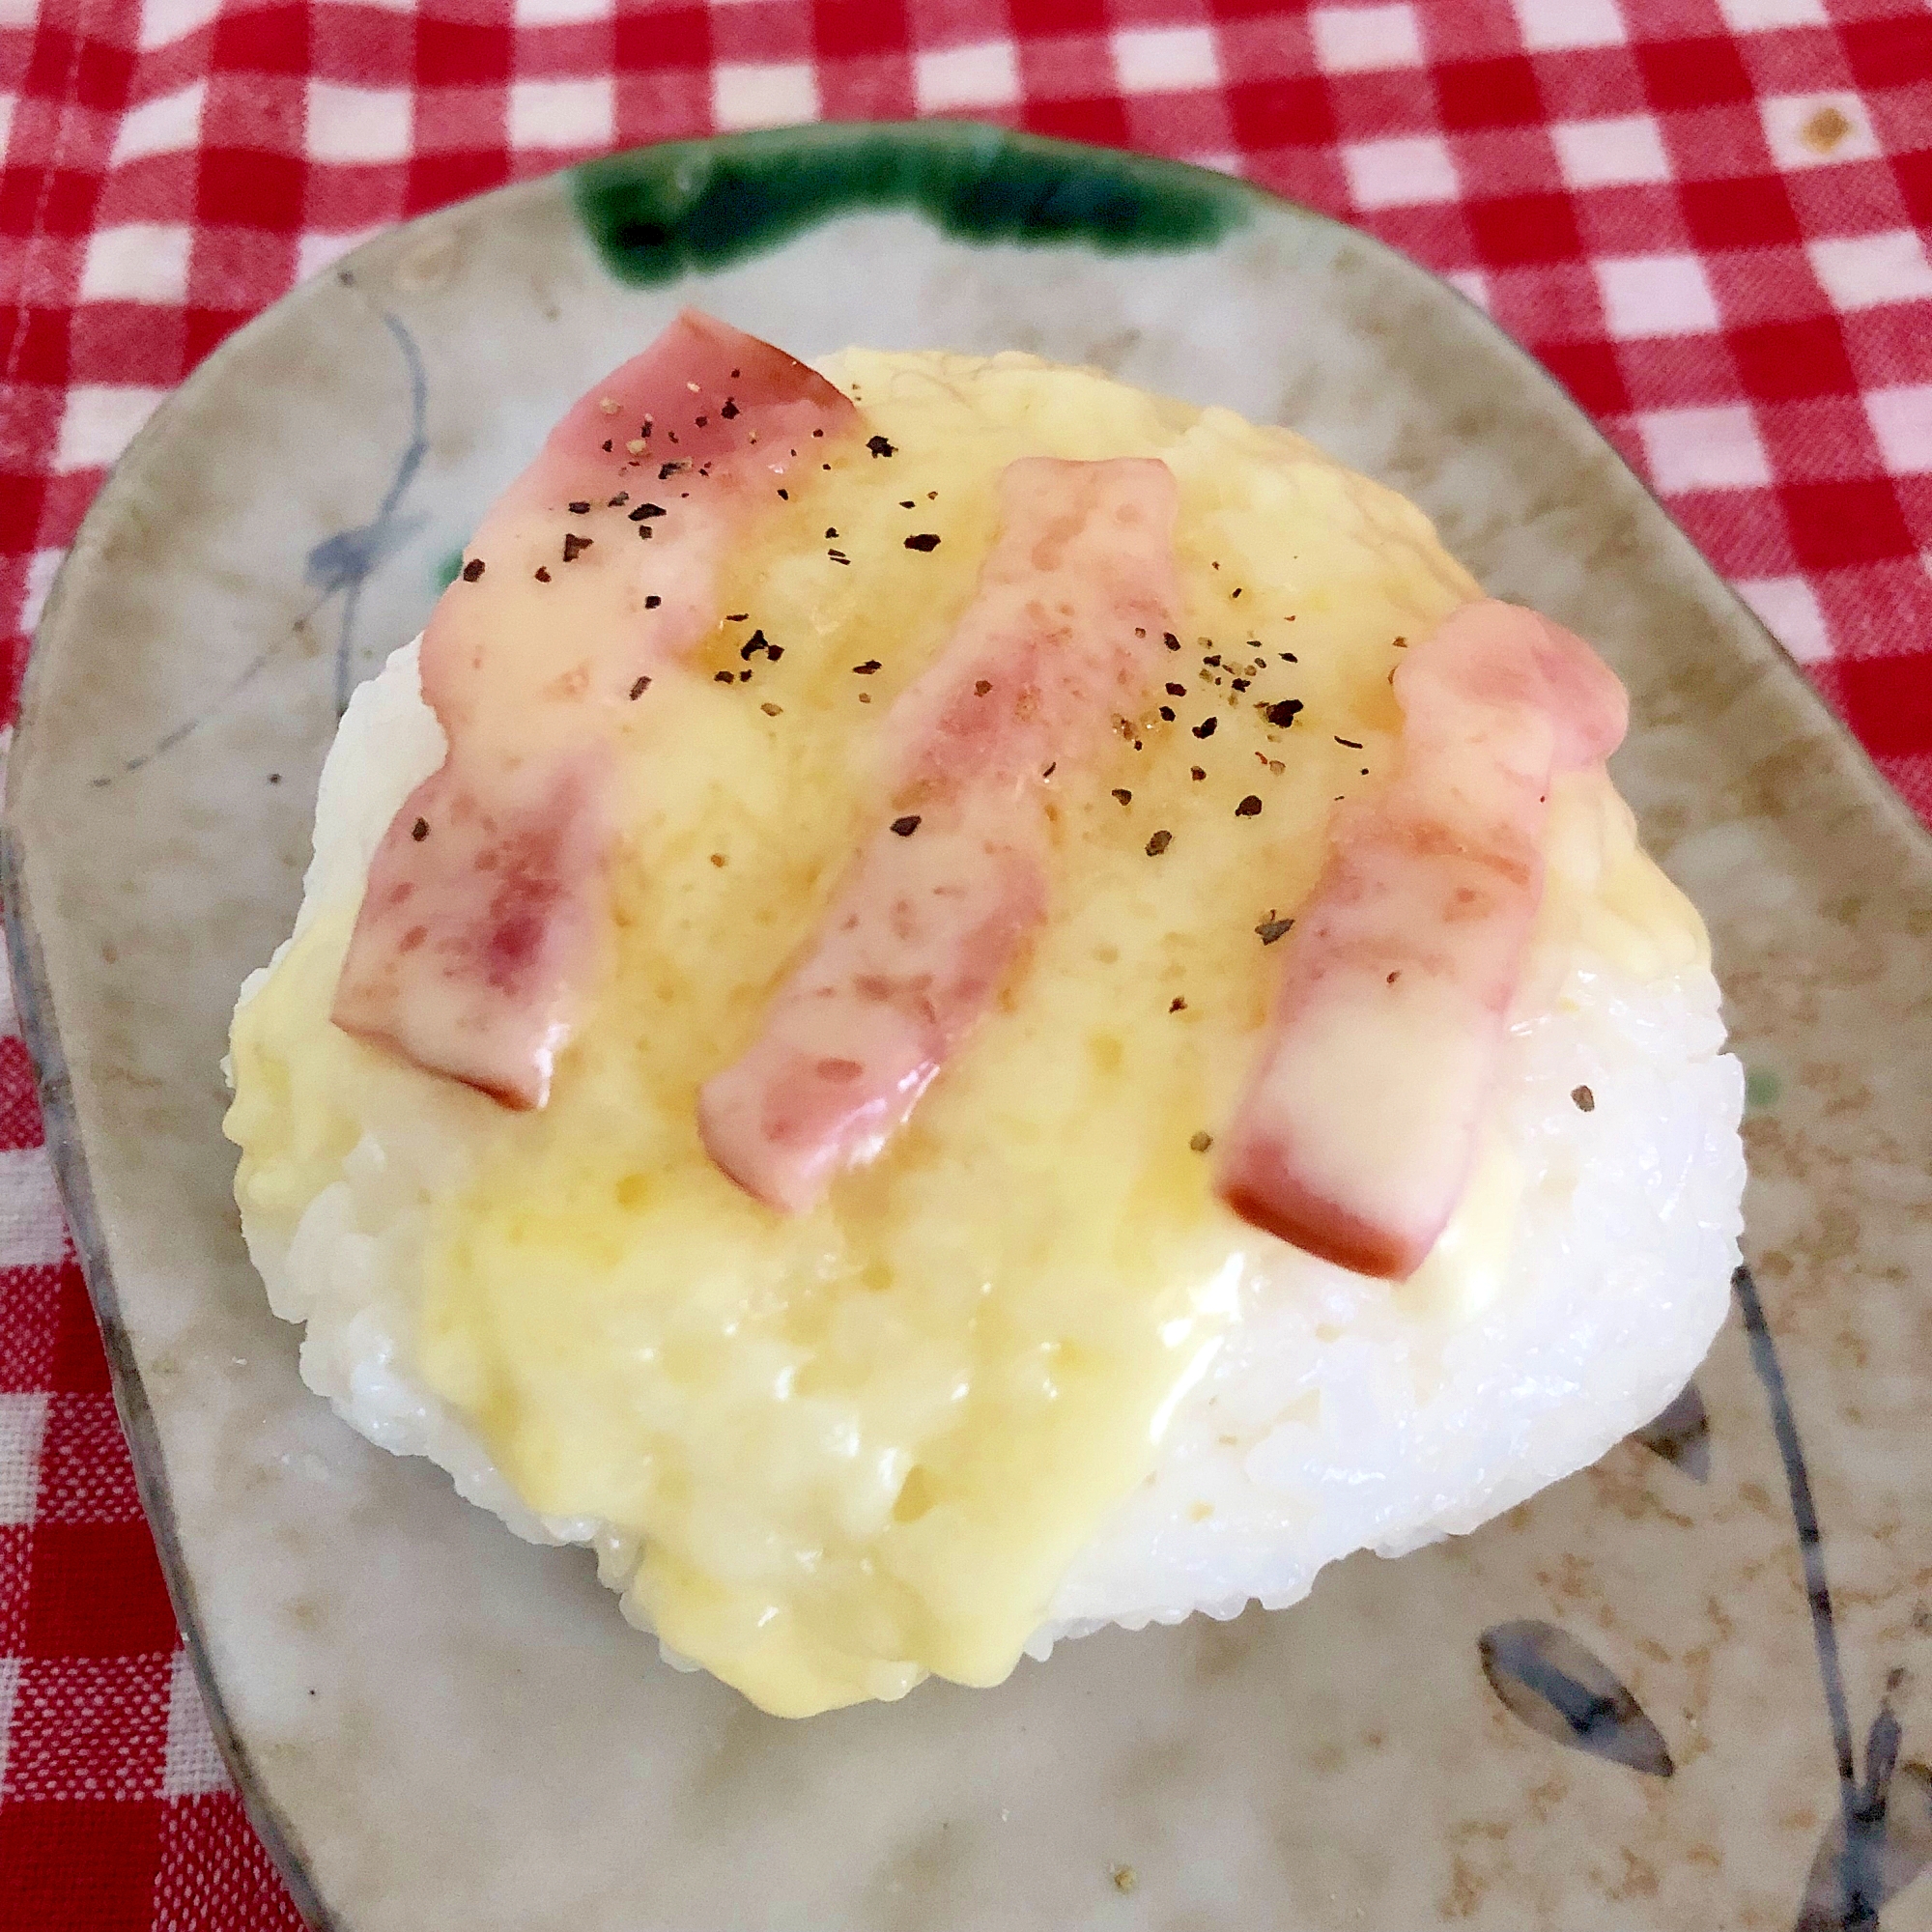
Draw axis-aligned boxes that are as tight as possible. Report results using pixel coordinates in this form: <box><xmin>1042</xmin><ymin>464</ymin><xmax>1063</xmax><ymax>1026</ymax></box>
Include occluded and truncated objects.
<box><xmin>225</xmin><ymin>313</ymin><xmax>1746</xmax><ymax>1718</ymax></box>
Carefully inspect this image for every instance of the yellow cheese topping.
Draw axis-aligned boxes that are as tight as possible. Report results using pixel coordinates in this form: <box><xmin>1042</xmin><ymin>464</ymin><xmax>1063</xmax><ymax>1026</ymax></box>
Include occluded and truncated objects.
<box><xmin>225</xmin><ymin>353</ymin><xmax>1708</xmax><ymax>1717</ymax></box>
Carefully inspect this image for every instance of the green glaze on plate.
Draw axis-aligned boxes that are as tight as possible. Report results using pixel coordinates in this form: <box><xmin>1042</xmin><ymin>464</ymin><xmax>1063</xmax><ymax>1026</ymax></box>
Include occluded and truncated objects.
<box><xmin>571</xmin><ymin>121</ymin><xmax>1246</xmax><ymax>286</ymax></box>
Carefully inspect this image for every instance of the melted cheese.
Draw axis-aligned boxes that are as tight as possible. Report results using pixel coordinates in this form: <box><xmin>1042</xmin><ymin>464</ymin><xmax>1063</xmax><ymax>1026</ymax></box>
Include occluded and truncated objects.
<box><xmin>225</xmin><ymin>352</ymin><xmax>1708</xmax><ymax>1717</ymax></box>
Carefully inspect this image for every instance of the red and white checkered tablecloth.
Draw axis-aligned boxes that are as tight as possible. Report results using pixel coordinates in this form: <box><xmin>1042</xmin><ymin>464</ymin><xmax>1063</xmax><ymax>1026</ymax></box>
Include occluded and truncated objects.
<box><xmin>0</xmin><ymin>0</ymin><xmax>1927</xmax><ymax>1922</ymax></box>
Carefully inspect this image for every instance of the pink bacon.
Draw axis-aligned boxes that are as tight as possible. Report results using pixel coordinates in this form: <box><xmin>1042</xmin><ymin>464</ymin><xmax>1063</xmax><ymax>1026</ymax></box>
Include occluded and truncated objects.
<box><xmin>699</xmin><ymin>455</ymin><xmax>1181</xmax><ymax>1213</ymax></box>
<box><xmin>1216</xmin><ymin>599</ymin><xmax>1630</xmax><ymax>1280</ymax></box>
<box><xmin>332</xmin><ymin>311</ymin><xmax>861</xmax><ymax>1107</ymax></box>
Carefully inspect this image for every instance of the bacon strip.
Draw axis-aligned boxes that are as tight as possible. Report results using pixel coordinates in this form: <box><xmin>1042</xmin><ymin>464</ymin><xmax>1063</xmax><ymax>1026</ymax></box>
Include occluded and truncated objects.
<box><xmin>332</xmin><ymin>311</ymin><xmax>861</xmax><ymax>1107</ymax></box>
<box><xmin>699</xmin><ymin>456</ymin><xmax>1181</xmax><ymax>1212</ymax></box>
<box><xmin>1216</xmin><ymin>599</ymin><xmax>1630</xmax><ymax>1280</ymax></box>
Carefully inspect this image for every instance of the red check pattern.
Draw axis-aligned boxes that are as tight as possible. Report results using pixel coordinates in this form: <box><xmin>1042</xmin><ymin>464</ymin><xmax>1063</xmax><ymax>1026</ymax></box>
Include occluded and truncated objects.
<box><xmin>1</xmin><ymin>0</ymin><xmax>1929</xmax><ymax>1922</ymax></box>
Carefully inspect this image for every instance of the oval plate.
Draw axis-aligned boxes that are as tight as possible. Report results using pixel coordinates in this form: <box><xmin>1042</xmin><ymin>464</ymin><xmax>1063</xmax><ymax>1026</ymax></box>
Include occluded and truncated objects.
<box><xmin>7</xmin><ymin>124</ymin><xmax>1932</xmax><ymax>1932</ymax></box>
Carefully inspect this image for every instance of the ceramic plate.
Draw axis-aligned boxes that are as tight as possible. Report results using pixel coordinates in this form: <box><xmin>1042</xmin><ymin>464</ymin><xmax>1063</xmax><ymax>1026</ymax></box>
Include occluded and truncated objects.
<box><xmin>8</xmin><ymin>123</ymin><xmax>1931</xmax><ymax>1932</ymax></box>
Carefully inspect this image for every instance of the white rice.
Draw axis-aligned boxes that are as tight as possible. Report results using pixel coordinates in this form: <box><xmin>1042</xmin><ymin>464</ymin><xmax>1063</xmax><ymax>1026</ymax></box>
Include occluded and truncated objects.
<box><xmin>236</xmin><ymin>639</ymin><xmax>1746</xmax><ymax>1671</ymax></box>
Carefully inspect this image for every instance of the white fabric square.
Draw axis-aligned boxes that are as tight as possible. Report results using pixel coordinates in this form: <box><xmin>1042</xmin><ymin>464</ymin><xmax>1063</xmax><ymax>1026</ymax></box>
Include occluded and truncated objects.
<box><xmin>1760</xmin><ymin>93</ymin><xmax>1881</xmax><ymax>173</ymax></box>
<box><xmin>296</xmin><ymin>228</ymin><xmax>382</xmax><ymax>286</ymax></box>
<box><xmin>0</xmin><ymin>1148</ymin><xmax>68</xmax><ymax>1262</ymax></box>
<box><xmin>1445</xmin><ymin>269</ymin><xmax>1492</xmax><ymax>311</ymax></box>
<box><xmin>1310</xmin><ymin>4</ymin><xmax>1423</xmax><ymax>73</ymax></box>
<box><xmin>509</xmin><ymin>77</ymin><xmax>613</xmax><ymax>151</ymax></box>
<box><xmin>55</xmin><ymin>387</ymin><xmax>167</xmax><ymax>471</ymax></box>
<box><xmin>112</xmin><ymin>81</ymin><xmax>206</xmax><ymax>164</ymax></box>
<box><xmin>914</xmin><ymin>42</ymin><xmax>1020</xmax><ymax>113</ymax></box>
<box><xmin>1717</xmin><ymin>0</ymin><xmax>1828</xmax><ymax>26</ymax></box>
<box><xmin>138</xmin><ymin>0</ymin><xmax>224</xmax><ymax>49</ymax></box>
<box><xmin>1593</xmin><ymin>254</ymin><xmax>1720</xmax><ymax>339</ymax></box>
<box><xmin>0</xmin><ymin>1657</ymin><xmax>19</xmax><ymax>1799</ymax></box>
<box><xmin>1514</xmin><ymin>0</ymin><xmax>1626</xmax><ymax>49</ymax></box>
<box><xmin>307</xmin><ymin>81</ymin><xmax>412</xmax><ymax>164</ymax></box>
<box><xmin>1114</xmin><ymin>25</ymin><xmax>1220</xmax><ymax>95</ymax></box>
<box><xmin>1808</xmin><ymin>231</ymin><xmax>1932</xmax><ymax>313</ymax></box>
<box><xmin>21</xmin><ymin>549</ymin><xmax>63</xmax><ymax>638</ymax></box>
<box><xmin>1738</xmin><ymin>576</ymin><xmax>1832</xmax><ymax>664</ymax></box>
<box><xmin>0</xmin><ymin>1392</ymin><xmax>47</xmax><ymax>1526</ymax></box>
<box><xmin>1864</xmin><ymin>384</ymin><xmax>1932</xmax><ymax>477</ymax></box>
<box><xmin>1637</xmin><ymin>405</ymin><xmax>1772</xmax><ymax>494</ymax></box>
<box><xmin>1342</xmin><ymin>135</ymin><xmax>1459</xmax><ymax>211</ymax></box>
<box><xmin>514</xmin><ymin>0</ymin><xmax>610</xmax><ymax>19</ymax></box>
<box><xmin>1552</xmin><ymin>115</ymin><xmax>1671</xmax><ymax>188</ymax></box>
<box><xmin>79</xmin><ymin>223</ymin><xmax>191</xmax><ymax>304</ymax></box>
<box><xmin>163</xmin><ymin>1651</ymin><xmax>231</xmax><ymax>1798</ymax></box>
<box><xmin>713</xmin><ymin>62</ymin><xmax>818</xmax><ymax>132</ymax></box>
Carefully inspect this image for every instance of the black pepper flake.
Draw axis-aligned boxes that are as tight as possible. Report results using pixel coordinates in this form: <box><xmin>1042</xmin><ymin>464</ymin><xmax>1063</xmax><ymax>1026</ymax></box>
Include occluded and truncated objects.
<box><xmin>904</xmin><ymin>533</ymin><xmax>941</xmax><ymax>553</ymax></box>
<box><xmin>461</xmin><ymin>557</ymin><xmax>485</xmax><ymax>582</ymax></box>
<box><xmin>608</xmin><ymin>491</ymin><xmax>629</xmax><ymax>507</ymax></box>
<box><xmin>741</xmin><ymin>629</ymin><xmax>778</xmax><ymax>662</ymax></box>
<box><xmin>1391</xmin><ymin>635</ymin><xmax>1406</xmax><ymax>648</ymax></box>
<box><xmin>644</xmin><ymin>594</ymin><xmax>661</xmax><ymax>610</ymax></box>
<box><xmin>858</xmin><ymin>692</ymin><xmax>871</xmax><ymax>703</ymax></box>
<box><xmin>867</xmin><ymin>434</ymin><xmax>895</xmax><ymax>457</ymax></box>
<box><xmin>1192</xmin><ymin>717</ymin><xmax>1218</xmax><ymax>740</ymax></box>
<box><xmin>534</xmin><ymin>566</ymin><xmax>551</xmax><ymax>582</ymax></box>
<box><xmin>1163</xmin><ymin>632</ymin><xmax>1181</xmax><ymax>652</ymax></box>
<box><xmin>1255</xmin><ymin>916</ymin><xmax>1293</xmax><ymax>945</ymax></box>
<box><xmin>1189</xmin><ymin>1130</ymin><xmax>1212</xmax><ymax>1153</ymax></box>
<box><xmin>1231</xmin><ymin>677</ymin><xmax>1251</xmax><ymax>692</ymax></box>
<box><xmin>1146</xmin><ymin>829</ymin><xmax>1172</xmax><ymax>857</ymax></box>
<box><xmin>825</xmin><ymin>526</ymin><xmax>838</xmax><ymax>539</ymax></box>
<box><xmin>629</xmin><ymin>502</ymin><xmax>666</xmax><ymax>521</ymax></box>
<box><xmin>777</xmin><ymin>488</ymin><xmax>789</xmax><ymax>500</ymax></box>
<box><xmin>1159</xmin><ymin>706</ymin><xmax>1176</xmax><ymax>723</ymax></box>
<box><xmin>1280</xmin><ymin>651</ymin><xmax>1298</xmax><ymax>663</ymax></box>
<box><xmin>601</xmin><ymin>439</ymin><xmax>612</xmax><ymax>451</ymax></box>
<box><xmin>1334</xmin><ymin>736</ymin><xmax>1363</xmax><ymax>749</ymax></box>
<box><xmin>1204</xmin><ymin>654</ymin><xmax>1221</xmax><ymax>667</ymax></box>
<box><xmin>696</xmin><ymin>415</ymin><xmax>708</xmax><ymax>428</ymax></box>
<box><xmin>761</xmin><ymin>700</ymin><xmax>781</xmax><ymax>716</ymax></box>
<box><xmin>637</xmin><ymin>524</ymin><xmax>653</xmax><ymax>540</ymax></box>
<box><xmin>1190</xmin><ymin>765</ymin><xmax>1206</xmax><ymax>781</ymax></box>
<box><xmin>1111</xmin><ymin>788</ymin><xmax>1132</xmax><ymax>806</ymax></box>
<box><xmin>268</xmin><ymin>773</ymin><xmax>280</xmax><ymax>783</ymax></box>
<box><xmin>1042</xmin><ymin>762</ymin><xmax>1056</xmax><ymax>778</ymax></box>
<box><xmin>1170</xmin><ymin>997</ymin><xmax>1186</xmax><ymax>1012</ymax></box>
<box><xmin>974</xmin><ymin>679</ymin><xmax>992</xmax><ymax>696</ymax></box>
<box><xmin>1236</xmin><ymin>795</ymin><xmax>1264</xmax><ymax>817</ymax></box>
<box><xmin>659</xmin><ymin>460</ymin><xmax>689</xmax><ymax>479</ymax></box>
<box><xmin>568</xmin><ymin>499</ymin><xmax>591</xmax><ymax>514</ymax></box>
<box><xmin>891</xmin><ymin>814</ymin><xmax>922</xmax><ymax>837</ymax></box>
<box><xmin>1572</xmin><ymin>1084</ymin><xmax>1596</xmax><ymax>1113</ymax></box>
<box><xmin>1386</xmin><ymin>970</ymin><xmax>1401</xmax><ymax>984</ymax></box>
<box><xmin>1264</xmin><ymin>698</ymin><xmax>1303</xmax><ymax>727</ymax></box>
<box><xmin>721</xmin><ymin>399</ymin><xmax>739</xmax><ymax>418</ymax></box>
<box><xmin>561</xmin><ymin>533</ymin><xmax>593</xmax><ymax>562</ymax></box>
<box><xmin>1232</xmin><ymin>587</ymin><xmax>1242</xmax><ymax>599</ymax></box>
<box><xmin>715</xmin><ymin>670</ymin><xmax>737</xmax><ymax>685</ymax></box>
<box><xmin>853</xmin><ymin>660</ymin><xmax>881</xmax><ymax>675</ymax></box>
<box><xmin>411</xmin><ymin>816</ymin><xmax>429</xmax><ymax>841</ymax></box>
<box><xmin>827</xmin><ymin>549</ymin><xmax>850</xmax><ymax>564</ymax></box>
<box><xmin>1165</xmin><ymin>682</ymin><xmax>1186</xmax><ymax>697</ymax></box>
<box><xmin>629</xmin><ymin>676</ymin><xmax>650</xmax><ymax>699</ymax></box>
